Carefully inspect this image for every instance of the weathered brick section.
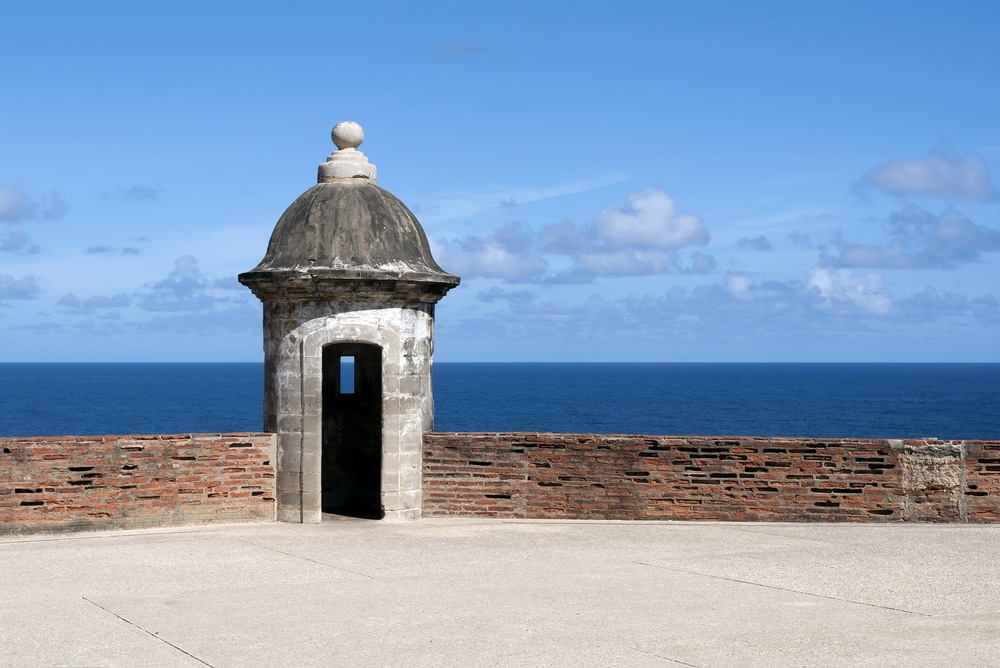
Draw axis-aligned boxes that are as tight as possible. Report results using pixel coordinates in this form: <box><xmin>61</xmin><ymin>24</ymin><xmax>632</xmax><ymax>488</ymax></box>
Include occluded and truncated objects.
<box><xmin>423</xmin><ymin>433</ymin><xmax>1000</xmax><ymax>522</ymax></box>
<box><xmin>965</xmin><ymin>441</ymin><xmax>1000</xmax><ymax>521</ymax></box>
<box><xmin>0</xmin><ymin>433</ymin><xmax>276</xmax><ymax>534</ymax></box>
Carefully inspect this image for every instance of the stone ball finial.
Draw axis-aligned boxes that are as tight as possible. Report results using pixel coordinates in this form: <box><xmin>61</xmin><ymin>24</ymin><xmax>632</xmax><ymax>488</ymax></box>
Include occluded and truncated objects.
<box><xmin>319</xmin><ymin>121</ymin><xmax>377</xmax><ymax>183</ymax></box>
<box><xmin>332</xmin><ymin>121</ymin><xmax>364</xmax><ymax>150</ymax></box>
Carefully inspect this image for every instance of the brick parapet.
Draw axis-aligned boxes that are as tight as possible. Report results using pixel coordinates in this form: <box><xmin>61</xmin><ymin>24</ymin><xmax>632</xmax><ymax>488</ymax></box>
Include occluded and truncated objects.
<box><xmin>4</xmin><ymin>431</ymin><xmax>995</xmax><ymax>530</ymax></box>
<box><xmin>0</xmin><ymin>433</ymin><xmax>276</xmax><ymax>534</ymax></box>
<box><xmin>423</xmin><ymin>433</ymin><xmax>1000</xmax><ymax>522</ymax></box>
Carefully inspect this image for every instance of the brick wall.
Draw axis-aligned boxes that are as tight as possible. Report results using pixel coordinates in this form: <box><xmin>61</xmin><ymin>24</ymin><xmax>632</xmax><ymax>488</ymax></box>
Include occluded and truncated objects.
<box><xmin>423</xmin><ymin>433</ymin><xmax>1000</xmax><ymax>522</ymax></box>
<box><xmin>1</xmin><ymin>433</ymin><xmax>276</xmax><ymax>534</ymax></box>
<box><xmin>4</xmin><ymin>431</ymin><xmax>996</xmax><ymax>530</ymax></box>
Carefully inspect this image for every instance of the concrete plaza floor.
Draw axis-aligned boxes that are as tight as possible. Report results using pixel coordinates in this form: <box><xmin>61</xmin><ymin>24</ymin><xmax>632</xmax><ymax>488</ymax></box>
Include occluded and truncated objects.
<box><xmin>2</xmin><ymin>518</ymin><xmax>998</xmax><ymax>667</ymax></box>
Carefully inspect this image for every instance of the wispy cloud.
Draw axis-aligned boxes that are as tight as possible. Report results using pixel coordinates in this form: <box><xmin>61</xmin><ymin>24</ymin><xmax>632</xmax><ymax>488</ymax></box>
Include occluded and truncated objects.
<box><xmin>131</xmin><ymin>255</ymin><xmax>259</xmax><ymax>318</ymax></box>
<box><xmin>0</xmin><ymin>275</ymin><xmax>41</xmax><ymax>301</ymax></box>
<box><xmin>84</xmin><ymin>244</ymin><xmax>142</xmax><ymax>256</ymax></box>
<box><xmin>428</xmin><ymin>38</ymin><xmax>487</xmax><ymax>60</ymax></box>
<box><xmin>138</xmin><ymin>255</ymin><xmax>218</xmax><ymax>312</ymax></box>
<box><xmin>786</xmin><ymin>231</ymin><xmax>813</xmax><ymax>248</ymax></box>
<box><xmin>1</xmin><ymin>230</ymin><xmax>41</xmax><ymax>254</ymax></box>
<box><xmin>98</xmin><ymin>185</ymin><xmax>164</xmax><ymax>202</ymax></box>
<box><xmin>33</xmin><ymin>255</ymin><xmax>259</xmax><ymax>339</ymax></box>
<box><xmin>861</xmin><ymin>150</ymin><xmax>996</xmax><ymax>201</ymax></box>
<box><xmin>122</xmin><ymin>185</ymin><xmax>163</xmax><ymax>201</ymax></box>
<box><xmin>825</xmin><ymin>205</ymin><xmax>1000</xmax><ymax>270</ymax></box>
<box><xmin>729</xmin><ymin>207</ymin><xmax>837</xmax><ymax>232</ymax></box>
<box><xmin>971</xmin><ymin>295</ymin><xmax>1000</xmax><ymax>325</ymax></box>
<box><xmin>416</xmin><ymin>173</ymin><xmax>629</xmax><ymax>222</ymax></box>
<box><xmin>477</xmin><ymin>287</ymin><xmax>536</xmax><ymax>304</ymax></box>
<box><xmin>451</xmin><ymin>266</ymin><xmax>999</xmax><ymax>353</ymax></box>
<box><xmin>737</xmin><ymin>235</ymin><xmax>773</xmax><ymax>251</ymax></box>
<box><xmin>0</xmin><ymin>185</ymin><xmax>66</xmax><ymax>222</ymax></box>
<box><xmin>57</xmin><ymin>293</ymin><xmax>131</xmax><ymax>313</ymax></box>
<box><xmin>85</xmin><ymin>245</ymin><xmax>117</xmax><ymax>254</ymax></box>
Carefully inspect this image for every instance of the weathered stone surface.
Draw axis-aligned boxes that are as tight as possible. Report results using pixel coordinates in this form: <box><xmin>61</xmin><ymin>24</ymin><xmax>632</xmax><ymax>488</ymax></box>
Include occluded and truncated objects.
<box><xmin>891</xmin><ymin>439</ymin><xmax>965</xmax><ymax>521</ymax></box>
<box><xmin>239</xmin><ymin>122</ymin><xmax>458</xmax><ymax>523</ymax></box>
<box><xmin>240</xmin><ymin>183</ymin><xmax>458</xmax><ymax>289</ymax></box>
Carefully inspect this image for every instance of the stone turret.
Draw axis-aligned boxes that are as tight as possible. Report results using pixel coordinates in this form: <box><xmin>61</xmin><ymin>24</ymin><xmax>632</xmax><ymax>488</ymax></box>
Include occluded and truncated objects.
<box><xmin>239</xmin><ymin>121</ymin><xmax>459</xmax><ymax>522</ymax></box>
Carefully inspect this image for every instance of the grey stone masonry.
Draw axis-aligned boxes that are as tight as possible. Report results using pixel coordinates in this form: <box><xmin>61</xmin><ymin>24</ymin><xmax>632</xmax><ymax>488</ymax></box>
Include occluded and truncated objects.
<box><xmin>239</xmin><ymin>121</ymin><xmax>458</xmax><ymax>522</ymax></box>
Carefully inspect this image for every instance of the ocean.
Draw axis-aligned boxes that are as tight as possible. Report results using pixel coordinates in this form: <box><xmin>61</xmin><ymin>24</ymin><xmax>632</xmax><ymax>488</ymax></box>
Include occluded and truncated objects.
<box><xmin>0</xmin><ymin>363</ymin><xmax>997</xmax><ymax>440</ymax></box>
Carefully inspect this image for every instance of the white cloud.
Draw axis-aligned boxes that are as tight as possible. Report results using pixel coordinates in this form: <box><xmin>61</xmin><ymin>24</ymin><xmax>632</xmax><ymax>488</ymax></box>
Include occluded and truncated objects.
<box><xmin>437</xmin><ymin>222</ymin><xmax>548</xmax><ymax>280</ymax></box>
<box><xmin>594</xmin><ymin>188</ymin><xmax>709</xmax><ymax>249</ymax></box>
<box><xmin>440</xmin><ymin>188</ymin><xmax>712</xmax><ymax>284</ymax></box>
<box><xmin>725</xmin><ymin>273</ymin><xmax>755</xmax><ymax>301</ymax></box>
<box><xmin>804</xmin><ymin>268</ymin><xmax>893</xmax><ymax>315</ymax></box>
<box><xmin>862</xmin><ymin>150</ymin><xmax>996</xmax><ymax>201</ymax></box>
<box><xmin>573</xmin><ymin>249</ymin><xmax>680</xmax><ymax>278</ymax></box>
<box><xmin>442</xmin><ymin>240</ymin><xmax>549</xmax><ymax>280</ymax></box>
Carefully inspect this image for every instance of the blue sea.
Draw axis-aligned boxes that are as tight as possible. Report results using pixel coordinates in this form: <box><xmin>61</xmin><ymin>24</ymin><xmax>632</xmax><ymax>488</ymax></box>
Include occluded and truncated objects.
<box><xmin>0</xmin><ymin>363</ymin><xmax>997</xmax><ymax>440</ymax></box>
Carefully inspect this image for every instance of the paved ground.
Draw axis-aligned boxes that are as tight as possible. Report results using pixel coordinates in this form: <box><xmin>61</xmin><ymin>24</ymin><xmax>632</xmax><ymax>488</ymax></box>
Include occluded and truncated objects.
<box><xmin>1</xmin><ymin>518</ymin><xmax>998</xmax><ymax>667</ymax></box>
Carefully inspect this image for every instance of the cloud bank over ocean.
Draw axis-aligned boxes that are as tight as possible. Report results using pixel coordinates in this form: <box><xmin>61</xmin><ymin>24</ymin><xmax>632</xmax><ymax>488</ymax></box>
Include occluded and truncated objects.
<box><xmin>1</xmin><ymin>3</ymin><xmax>998</xmax><ymax>362</ymax></box>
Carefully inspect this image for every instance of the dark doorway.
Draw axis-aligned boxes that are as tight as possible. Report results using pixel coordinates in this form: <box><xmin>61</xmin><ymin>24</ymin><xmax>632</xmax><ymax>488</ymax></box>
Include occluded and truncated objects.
<box><xmin>322</xmin><ymin>343</ymin><xmax>383</xmax><ymax>518</ymax></box>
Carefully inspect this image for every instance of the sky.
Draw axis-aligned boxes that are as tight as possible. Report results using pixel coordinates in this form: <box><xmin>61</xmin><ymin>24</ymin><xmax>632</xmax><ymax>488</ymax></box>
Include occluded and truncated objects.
<box><xmin>2</xmin><ymin>1</ymin><xmax>998</xmax><ymax>362</ymax></box>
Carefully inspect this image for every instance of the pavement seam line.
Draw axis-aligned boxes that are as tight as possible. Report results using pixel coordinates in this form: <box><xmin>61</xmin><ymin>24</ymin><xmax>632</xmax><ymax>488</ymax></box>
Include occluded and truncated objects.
<box><xmin>0</xmin><ymin>529</ymin><xmax>209</xmax><ymax>545</ymax></box>
<box><xmin>632</xmin><ymin>561</ymin><xmax>932</xmax><ymax>617</ymax></box>
<box><xmin>82</xmin><ymin>596</ymin><xmax>215</xmax><ymax>667</ymax></box>
<box><xmin>721</xmin><ymin>526</ymin><xmax>846</xmax><ymax>545</ymax></box>
<box><xmin>236</xmin><ymin>539</ymin><xmax>377</xmax><ymax>579</ymax></box>
<box><xmin>629</xmin><ymin>645</ymin><xmax>702</xmax><ymax>666</ymax></box>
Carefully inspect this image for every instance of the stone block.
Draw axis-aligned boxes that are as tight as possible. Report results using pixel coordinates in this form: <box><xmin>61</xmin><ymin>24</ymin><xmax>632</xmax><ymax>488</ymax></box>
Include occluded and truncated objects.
<box><xmin>276</xmin><ymin>470</ymin><xmax>300</xmax><ymax>493</ymax></box>
<box><xmin>398</xmin><ymin>465</ymin><xmax>422</xmax><ymax>491</ymax></box>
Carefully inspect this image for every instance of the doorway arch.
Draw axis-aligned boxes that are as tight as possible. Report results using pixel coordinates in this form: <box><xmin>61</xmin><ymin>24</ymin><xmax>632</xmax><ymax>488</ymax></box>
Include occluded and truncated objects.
<box><xmin>321</xmin><ymin>342</ymin><xmax>384</xmax><ymax>518</ymax></box>
<box><xmin>273</xmin><ymin>309</ymin><xmax>431</xmax><ymax>523</ymax></box>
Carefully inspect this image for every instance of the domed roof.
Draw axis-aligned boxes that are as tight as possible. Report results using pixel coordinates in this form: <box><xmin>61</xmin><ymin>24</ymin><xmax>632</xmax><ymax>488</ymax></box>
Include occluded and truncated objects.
<box><xmin>239</xmin><ymin>122</ymin><xmax>459</xmax><ymax>300</ymax></box>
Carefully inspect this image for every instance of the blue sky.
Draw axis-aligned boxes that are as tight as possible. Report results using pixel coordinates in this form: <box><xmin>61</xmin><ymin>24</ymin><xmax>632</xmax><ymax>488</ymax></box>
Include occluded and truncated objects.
<box><xmin>2</xmin><ymin>1</ymin><xmax>998</xmax><ymax>362</ymax></box>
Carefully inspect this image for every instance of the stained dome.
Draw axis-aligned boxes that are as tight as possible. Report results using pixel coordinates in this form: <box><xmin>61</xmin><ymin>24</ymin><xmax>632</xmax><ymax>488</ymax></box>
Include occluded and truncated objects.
<box><xmin>239</xmin><ymin>122</ymin><xmax>459</xmax><ymax>298</ymax></box>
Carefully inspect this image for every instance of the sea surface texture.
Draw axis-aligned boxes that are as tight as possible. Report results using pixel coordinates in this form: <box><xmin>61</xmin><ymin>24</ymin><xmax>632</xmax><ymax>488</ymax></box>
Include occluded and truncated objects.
<box><xmin>0</xmin><ymin>363</ymin><xmax>997</xmax><ymax>440</ymax></box>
